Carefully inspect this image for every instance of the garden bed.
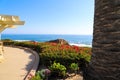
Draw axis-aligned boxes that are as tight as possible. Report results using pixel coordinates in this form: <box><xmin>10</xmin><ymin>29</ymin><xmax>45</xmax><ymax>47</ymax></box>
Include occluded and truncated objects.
<box><xmin>2</xmin><ymin>39</ymin><xmax>91</xmax><ymax>80</ymax></box>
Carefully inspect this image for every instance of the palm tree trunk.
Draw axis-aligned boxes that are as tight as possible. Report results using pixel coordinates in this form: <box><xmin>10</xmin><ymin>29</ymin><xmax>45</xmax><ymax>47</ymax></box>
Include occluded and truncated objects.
<box><xmin>84</xmin><ymin>0</ymin><xmax>120</xmax><ymax>80</ymax></box>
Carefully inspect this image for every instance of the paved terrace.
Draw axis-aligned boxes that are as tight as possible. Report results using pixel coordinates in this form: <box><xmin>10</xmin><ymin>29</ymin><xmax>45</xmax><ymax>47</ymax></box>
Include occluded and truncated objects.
<box><xmin>0</xmin><ymin>47</ymin><xmax>38</xmax><ymax>80</ymax></box>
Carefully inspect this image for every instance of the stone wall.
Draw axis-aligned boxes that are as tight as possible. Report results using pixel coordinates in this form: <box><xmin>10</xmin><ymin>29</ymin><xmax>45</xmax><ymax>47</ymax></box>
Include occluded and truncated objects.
<box><xmin>84</xmin><ymin>0</ymin><xmax>120</xmax><ymax>80</ymax></box>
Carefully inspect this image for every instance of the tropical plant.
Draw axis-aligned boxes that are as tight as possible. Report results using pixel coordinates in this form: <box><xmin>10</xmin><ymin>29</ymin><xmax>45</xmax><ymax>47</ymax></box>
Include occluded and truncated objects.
<box><xmin>69</xmin><ymin>63</ymin><xmax>79</xmax><ymax>73</ymax></box>
<box><xmin>49</xmin><ymin>62</ymin><xmax>66</xmax><ymax>78</ymax></box>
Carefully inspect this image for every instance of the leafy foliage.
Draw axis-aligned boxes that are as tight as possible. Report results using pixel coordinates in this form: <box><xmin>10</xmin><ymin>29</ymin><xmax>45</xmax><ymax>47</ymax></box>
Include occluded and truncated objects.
<box><xmin>69</xmin><ymin>63</ymin><xmax>79</xmax><ymax>72</ymax></box>
<box><xmin>30</xmin><ymin>71</ymin><xmax>43</xmax><ymax>80</ymax></box>
<box><xmin>40</xmin><ymin>43</ymin><xmax>91</xmax><ymax>67</ymax></box>
<box><xmin>49</xmin><ymin>62</ymin><xmax>66</xmax><ymax>78</ymax></box>
<box><xmin>3</xmin><ymin>39</ymin><xmax>91</xmax><ymax>72</ymax></box>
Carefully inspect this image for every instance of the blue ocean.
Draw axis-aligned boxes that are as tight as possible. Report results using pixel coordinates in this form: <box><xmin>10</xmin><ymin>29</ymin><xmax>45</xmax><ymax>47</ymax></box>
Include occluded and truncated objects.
<box><xmin>1</xmin><ymin>34</ymin><xmax>93</xmax><ymax>47</ymax></box>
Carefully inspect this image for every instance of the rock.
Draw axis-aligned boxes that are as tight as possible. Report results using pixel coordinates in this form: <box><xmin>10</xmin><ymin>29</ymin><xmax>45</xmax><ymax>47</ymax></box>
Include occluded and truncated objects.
<box><xmin>47</xmin><ymin>39</ymin><xmax>69</xmax><ymax>45</ymax></box>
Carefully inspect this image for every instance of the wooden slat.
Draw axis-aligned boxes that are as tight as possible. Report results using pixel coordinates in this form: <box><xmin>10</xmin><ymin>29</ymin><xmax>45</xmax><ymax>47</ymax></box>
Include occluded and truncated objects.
<box><xmin>0</xmin><ymin>21</ymin><xmax>25</xmax><ymax>25</ymax></box>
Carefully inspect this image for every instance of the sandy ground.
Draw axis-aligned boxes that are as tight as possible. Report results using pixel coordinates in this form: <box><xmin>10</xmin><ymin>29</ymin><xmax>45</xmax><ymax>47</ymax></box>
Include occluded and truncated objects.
<box><xmin>65</xmin><ymin>74</ymin><xmax>83</xmax><ymax>80</ymax></box>
<box><xmin>0</xmin><ymin>47</ymin><xmax>35</xmax><ymax>80</ymax></box>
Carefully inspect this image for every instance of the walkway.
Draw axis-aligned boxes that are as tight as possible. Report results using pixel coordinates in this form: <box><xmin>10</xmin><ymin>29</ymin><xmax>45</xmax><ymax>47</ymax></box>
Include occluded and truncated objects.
<box><xmin>0</xmin><ymin>47</ymin><xmax>35</xmax><ymax>80</ymax></box>
<box><xmin>65</xmin><ymin>74</ymin><xmax>83</xmax><ymax>80</ymax></box>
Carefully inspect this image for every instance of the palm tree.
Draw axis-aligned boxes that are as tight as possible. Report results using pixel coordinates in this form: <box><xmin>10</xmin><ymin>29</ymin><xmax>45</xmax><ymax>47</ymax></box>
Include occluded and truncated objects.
<box><xmin>84</xmin><ymin>0</ymin><xmax>120</xmax><ymax>80</ymax></box>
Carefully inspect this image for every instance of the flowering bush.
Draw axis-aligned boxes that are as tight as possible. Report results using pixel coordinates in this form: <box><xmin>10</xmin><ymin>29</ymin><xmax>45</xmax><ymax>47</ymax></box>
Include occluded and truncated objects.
<box><xmin>30</xmin><ymin>69</ymin><xmax>51</xmax><ymax>80</ymax></box>
<box><xmin>39</xmin><ymin>69</ymin><xmax>51</xmax><ymax>79</ymax></box>
<box><xmin>3</xmin><ymin>40</ymin><xmax>91</xmax><ymax>71</ymax></box>
<box><xmin>40</xmin><ymin>43</ymin><xmax>91</xmax><ymax>67</ymax></box>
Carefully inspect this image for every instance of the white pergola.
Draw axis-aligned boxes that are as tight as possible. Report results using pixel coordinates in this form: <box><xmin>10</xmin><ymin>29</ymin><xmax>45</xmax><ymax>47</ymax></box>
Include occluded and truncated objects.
<box><xmin>0</xmin><ymin>15</ymin><xmax>25</xmax><ymax>62</ymax></box>
<box><xmin>0</xmin><ymin>15</ymin><xmax>24</xmax><ymax>32</ymax></box>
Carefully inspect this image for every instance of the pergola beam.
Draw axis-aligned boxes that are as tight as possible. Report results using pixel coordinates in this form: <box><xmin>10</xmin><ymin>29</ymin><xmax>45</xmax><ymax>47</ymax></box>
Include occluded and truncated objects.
<box><xmin>0</xmin><ymin>21</ymin><xmax>24</xmax><ymax>25</ymax></box>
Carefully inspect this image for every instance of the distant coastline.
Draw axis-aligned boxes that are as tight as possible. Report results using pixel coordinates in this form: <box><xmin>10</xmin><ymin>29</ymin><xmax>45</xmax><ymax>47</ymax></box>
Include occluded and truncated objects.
<box><xmin>1</xmin><ymin>34</ymin><xmax>93</xmax><ymax>47</ymax></box>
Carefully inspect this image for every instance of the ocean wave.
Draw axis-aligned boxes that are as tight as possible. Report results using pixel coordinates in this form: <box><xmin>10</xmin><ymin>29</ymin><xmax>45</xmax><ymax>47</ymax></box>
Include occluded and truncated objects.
<box><xmin>14</xmin><ymin>40</ymin><xmax>31</xmax><ymax>42</ymax></box>
<box><xmin>69</xmin><ymin>43</ymin><xmax>92</xmax><ymax>47</ymax></box>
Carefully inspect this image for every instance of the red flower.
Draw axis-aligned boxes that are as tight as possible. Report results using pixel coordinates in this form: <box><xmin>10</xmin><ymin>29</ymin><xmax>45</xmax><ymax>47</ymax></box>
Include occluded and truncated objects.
<box><xmin>50</xmin><ymin>43</ymin><xmax>57</xmax><ymax>46</ymax></box>
<box><xmin>32</xmin><ymin>41</ymin><xmax>38</xmax><ymax>45</ymax></box>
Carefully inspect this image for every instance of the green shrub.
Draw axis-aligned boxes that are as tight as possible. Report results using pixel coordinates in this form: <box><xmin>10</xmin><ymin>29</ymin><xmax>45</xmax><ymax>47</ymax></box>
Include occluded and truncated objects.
<box><xmin>30</xmin><ymin>71</ymin><xmax>43</xmax><ymax>80</ymax></box>
<box><xmin>2</xmin><ymin>40</ymin><xmax>15</xmax><ymax>46</ymax></box>
<box><xmin>69</xmin><ymin>63</ymin><xmax>79</xmax><ymax>72</ymax></box>
<box><xmin>3</xmin><ymin>41</ymin><xmax>42</xmax><ymax>53</ymax></box>
<box><xmin>2</xmin><ymin>39</ymin><xmax>13</xmax><ymax>41</ymax></box>
<box><xmin>40</xmin><ymin>51</ymin><xmax>91</xmax><ymax>67</ymax></box>
<box><xmin>49</xmin><ymin>62</ymin><xmax>66</xmax><ymax>78</ymax></box>
<box><xmin>40</xmin><ymin>43</ymin><xmax>91</xmax><ymax>67</ymax></box>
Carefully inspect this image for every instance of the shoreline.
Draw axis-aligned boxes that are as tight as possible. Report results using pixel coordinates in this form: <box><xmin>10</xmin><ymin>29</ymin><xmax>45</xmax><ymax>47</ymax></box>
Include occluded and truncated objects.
<box><xmin>69</xmin><ymin>43</ymin><xmax>92</xmax><ymax>47</ymax></box>
<box><xmin>14</xmin><ymin>40</ymin><xmax>92</xmax><ymax>47</ymax></box>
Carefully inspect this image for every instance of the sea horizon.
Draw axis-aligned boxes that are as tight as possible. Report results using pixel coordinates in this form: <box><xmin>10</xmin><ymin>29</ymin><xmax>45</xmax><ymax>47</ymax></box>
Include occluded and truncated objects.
<box><xmin>1</xmin><ymin>33</ymin><xmax>92</xmax><ymax>35</ymax></box>
<box><xmin>1</xmin><ymin>34</ymin><xmax>93</xmax><ymax>47</ymax></box>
